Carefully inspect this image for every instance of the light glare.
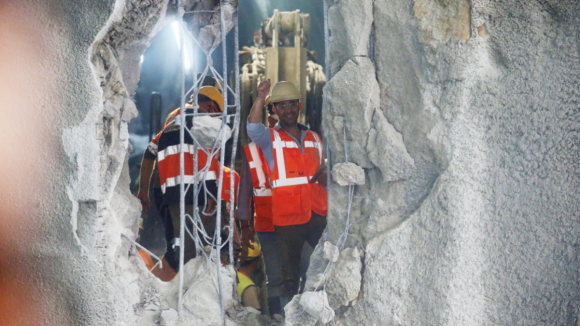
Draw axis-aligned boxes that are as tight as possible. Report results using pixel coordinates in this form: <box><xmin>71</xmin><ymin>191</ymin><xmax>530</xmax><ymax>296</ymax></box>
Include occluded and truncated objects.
<box><xmin>172</xmin><ymin>21</ymin><xmax>192</xmax><ymax>70</ymax></box>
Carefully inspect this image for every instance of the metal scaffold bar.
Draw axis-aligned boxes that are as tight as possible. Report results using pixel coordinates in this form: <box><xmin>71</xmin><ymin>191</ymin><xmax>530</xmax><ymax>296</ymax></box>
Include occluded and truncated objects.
<box><xmin>213</xmin><ymin>0</ymin><xmax>229</xmax><ymax>323</ymax></box>
<box><xmin>229</xmin><ymin>8</ymin><xmax>241</xmax><ymax>267</ymax></box>
<box><xmin>121</xmin><ymin>234</ymin><xmax>163</xmax><ymax>268</ymax></box>
<box><xmin>177</xmin><ymin>1</ymin><xmax>186</xmax><ymax>314</ymax></box>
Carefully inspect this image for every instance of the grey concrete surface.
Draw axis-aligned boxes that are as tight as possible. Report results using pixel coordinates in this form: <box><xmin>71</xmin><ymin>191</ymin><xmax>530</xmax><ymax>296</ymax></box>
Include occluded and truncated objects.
<box><xmin>4</xmin><ymin>0</ymin><xmax>580</xmax><ymax>325</ymax></box>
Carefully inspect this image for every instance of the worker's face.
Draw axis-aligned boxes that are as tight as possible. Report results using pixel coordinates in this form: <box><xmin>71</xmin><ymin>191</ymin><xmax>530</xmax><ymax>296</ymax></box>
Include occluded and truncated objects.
<box><xmin>274</xmin><ymin>100</ymin><xmax>301</xmax><ymax>125</ymax></box>
<box><xmin>198</xmin><ymin>101</ymin><xmax>220</xmax><ymax>114</ymax></box>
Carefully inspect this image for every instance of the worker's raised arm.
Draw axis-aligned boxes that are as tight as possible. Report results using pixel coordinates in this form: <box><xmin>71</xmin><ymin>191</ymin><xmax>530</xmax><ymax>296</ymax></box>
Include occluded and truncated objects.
<box><xmin>248</xmin><ymin>79</ymin><xmax>271</xmax><ymax>123</ymax></box>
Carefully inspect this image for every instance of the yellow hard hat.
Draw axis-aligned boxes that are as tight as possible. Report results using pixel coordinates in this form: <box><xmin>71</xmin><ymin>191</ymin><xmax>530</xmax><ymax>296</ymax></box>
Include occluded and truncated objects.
<box><xmin>264</xmin><ymin>95</ymin><xmax>271</xmax><ymax>106</ymax></box>
<box><xmin>245</xmin><ymin>241</ymin><xmax>262</xmax><ymax>259</ymax></box>
<box><xmin>198</xmin><ymin>86</ymin><xmax>224</xmax><ymax>111</ymax></box>
<box><xmin>270</xmin><ymin>81</ymin><xmax>300</xmax><ymax>104</ymax></box>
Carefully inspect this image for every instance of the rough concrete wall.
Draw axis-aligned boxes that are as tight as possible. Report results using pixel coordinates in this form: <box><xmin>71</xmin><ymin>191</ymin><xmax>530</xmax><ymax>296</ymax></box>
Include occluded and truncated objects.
<box><xmin>0</xmin><ymin>0</ymin><xmax>271</xmax><ymax>325</ymax></box>
<box><xmin>4</xmin><ymin>0</ymin><xmax>580</xmax><ymax>325</ymax></box>
<box><xmin>305</xmin><ymin>0</ymin><xmax>580</xmax><ymax>325</ymax></box>
<box><xmin>4</xmin><ymin>0</ymin><xmax>172</xmax><ymax>324</ymax></box>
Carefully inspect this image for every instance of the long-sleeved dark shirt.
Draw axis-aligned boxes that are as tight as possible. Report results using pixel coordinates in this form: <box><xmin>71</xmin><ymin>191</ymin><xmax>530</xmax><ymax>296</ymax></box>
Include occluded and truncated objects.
<box><xmin>236</xmin><ymin>151</ymin><xmax>254</xmax><ymax>221</ymax></box>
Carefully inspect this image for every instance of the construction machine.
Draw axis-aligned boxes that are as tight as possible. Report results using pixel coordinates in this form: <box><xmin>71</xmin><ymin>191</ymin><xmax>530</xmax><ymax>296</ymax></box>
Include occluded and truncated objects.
<box><xmin>239</xmin><ymin>10</ymin><xmax>326</xmax><ymax>146</ymax></box>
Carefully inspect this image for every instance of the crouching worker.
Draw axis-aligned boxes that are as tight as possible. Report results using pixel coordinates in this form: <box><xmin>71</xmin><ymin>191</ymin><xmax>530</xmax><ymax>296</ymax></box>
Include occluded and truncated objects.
<box><xmin>237</xmin><ymin>241</ymin><xmax>263</xmax><ymax>312</ymax></box>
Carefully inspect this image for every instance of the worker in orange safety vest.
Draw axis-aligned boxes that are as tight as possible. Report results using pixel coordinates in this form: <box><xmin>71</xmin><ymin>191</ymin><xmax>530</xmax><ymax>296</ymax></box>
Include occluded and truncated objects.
<box><xmin>137</xmin><ymin>82</ymin><xmax>239</xmax><ymax>274</ymax></box>
<box><xmin>246</xmin><ymin>79</ymin><xmax>327</xmax><ymax>310</ymax></box>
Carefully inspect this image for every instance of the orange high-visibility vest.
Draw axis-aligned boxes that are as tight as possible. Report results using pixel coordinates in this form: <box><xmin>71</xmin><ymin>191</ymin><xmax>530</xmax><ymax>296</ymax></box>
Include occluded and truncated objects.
<box><xmin>267</xmin><ymin>128</ymin><xmax>327</xmax><ymax>226</ymax></box>
<box><xmin>244</xmin><ymin>143</ymin><xmax>274</xmax><ymax>232</ymax></box>
<box><xmin>157</xmin><ymin>113</ymin><xmax>222</xmax><ymax>202</ymax></box>
<box><xmin>157</xmin><ymin>145</ymin><xmax>220</xmax><ymax>194</ymax></box>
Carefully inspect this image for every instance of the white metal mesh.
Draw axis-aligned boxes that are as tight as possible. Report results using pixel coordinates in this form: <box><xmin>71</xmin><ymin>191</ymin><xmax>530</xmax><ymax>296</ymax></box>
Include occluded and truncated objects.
<box><xmin>174</xmin><ymin>1</ymin><xmax>240</xmax><ymax>323</ymax></box>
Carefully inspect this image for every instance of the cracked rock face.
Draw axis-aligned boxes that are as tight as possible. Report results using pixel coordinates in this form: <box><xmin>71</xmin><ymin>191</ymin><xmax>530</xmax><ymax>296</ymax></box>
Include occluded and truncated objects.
<box><xmin>328</xmin><ymin>0</ymin><xmax>374</xmax><ymax>76</ymax></box>
<box><xmin>323</xmin><ymin>57</ymin><xmax>378</xmax><ymax>169</ymax></box>
<box><xmin>6</xmin><ymin>0</ymin><xmax>580</xmax><ymax>325</ymax></box>
<box><xmin>318</xmin><ymin>0</ymin><xmax>580</xmax><ymax>325</ymax></box>
<box><xmin>325</xmin><ymin>247</ymin><xmax>362</xmax><ymax>310</ymax></box>
<box><xmin>4</xmin><ymin>0</ymin><xmax>245</xmax><ymax>325</ymax></box>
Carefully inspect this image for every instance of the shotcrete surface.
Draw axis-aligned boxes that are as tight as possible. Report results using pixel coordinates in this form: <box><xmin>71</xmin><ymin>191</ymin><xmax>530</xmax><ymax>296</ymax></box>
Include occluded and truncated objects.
<box><xmin>7</xmin><ymin>0</ymin><xmax>580</xmax><ymax>325</ymax></box>
<box><xmin>320</xmin><ymin>0</ymin><xmax>580</xmax><ymax>325</ymax></box>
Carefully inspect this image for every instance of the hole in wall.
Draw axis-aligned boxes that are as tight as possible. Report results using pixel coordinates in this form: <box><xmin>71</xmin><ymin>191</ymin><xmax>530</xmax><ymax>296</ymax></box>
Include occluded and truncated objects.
<box><xmin>128</xmin><ymin>1</ymin><xmax>327</xmax><ymax>252</ymax></box>
<box><xmin>123</xmin><ymin>0</ymin><xmax>329</xmax><ymax>316</ymax></box>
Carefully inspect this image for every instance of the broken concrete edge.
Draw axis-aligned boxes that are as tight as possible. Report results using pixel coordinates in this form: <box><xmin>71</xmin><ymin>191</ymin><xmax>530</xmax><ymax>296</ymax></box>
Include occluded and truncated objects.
<box><xmin>68</xmin><ymin>0</ymin><xmax>252</xmax><ymax>325</ymax></box>
<box><xmin>331</xmin><ymin>162</ymin><xmax>366</xmax><ymax>186</ymax></box>
<box><xmin>300</xmin><ymin>291</ymin><xmax>335</xmax><ymax>324</ymax></box>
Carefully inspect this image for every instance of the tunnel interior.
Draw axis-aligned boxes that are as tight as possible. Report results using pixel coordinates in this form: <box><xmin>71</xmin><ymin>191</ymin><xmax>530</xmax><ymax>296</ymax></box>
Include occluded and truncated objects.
<box><xmin>1</xmin><ymin>0</ymin><xmax>579</xmax><ymax>325</ymax></box>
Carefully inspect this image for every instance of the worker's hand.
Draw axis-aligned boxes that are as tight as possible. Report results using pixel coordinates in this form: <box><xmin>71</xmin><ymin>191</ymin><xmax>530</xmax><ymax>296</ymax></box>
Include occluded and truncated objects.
<box><xmin>257</xmin><ymin>79</ymin><xmax>271</xmax><ymax>100</ymax></box>
<box><xmin>136</xmin><ymin>190</ymin><xmax>150</xmax><ymax>212</ymax></box>
<box><xmin>309</xmin><ymin>165</ymin><xmax>328</xmax><ymax>188</ymax></box>
<box><xmin>239</xmin><ymin>226</ymin><xmax>255</xmax><ymax>263</ymax></box>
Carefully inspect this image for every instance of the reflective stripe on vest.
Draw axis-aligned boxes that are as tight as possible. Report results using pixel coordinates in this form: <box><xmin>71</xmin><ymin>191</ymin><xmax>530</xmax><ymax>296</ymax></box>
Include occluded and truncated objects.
<box><xmin>253</xmin><ymin>188</ymin><xmax>272</xmax><ymax>196</ymax></box>
<box><xmin>244</xmin><ymin>143</ymin><xmax>274</xmax><ymax>232</ymax></box>
<box><xmin>270</xmin><ymin>129</ymin><xmax>322</xmax><ymax>189</ymax></box>
<box><xmin>160</xmin><ymin>171</ymin><xmax>217</xmax><ymax>193</ymax></box>
<box><xmin>158</xmin><ymin>144</ymin><xmax>195</xmax><ymax>162</ymax></box>
<box><xmin>247</xmin><ymin>143</ymin><xmax>269</xmax><ymax>196</ymax></box>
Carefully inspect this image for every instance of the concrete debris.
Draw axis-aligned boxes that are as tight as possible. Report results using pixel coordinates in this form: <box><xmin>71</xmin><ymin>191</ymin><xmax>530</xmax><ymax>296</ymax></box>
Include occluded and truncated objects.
<box><xmin>190</xmin><ymin>116</ymin><xmax>232</xmax><ymax>150</ymax></box>
<box><xmin>331</xmin><ymin>162</ymin><xmax>365</xmax><ymax>186</ymax></box>
<box><xmin>284</xmin><ymin>295</ymin><xmax>318</xmax><ymax>326</ymax></box>
<box><xmin>273</xmin><ymin>314</ymin><xmax>284</xmax><ymax>323</ymax></box>
<box><xmin>323</xmin><ymin>241</ymin><xmax>340</xmax><ymax>263</ymax></box>
<box><xmin>160</xmin><ymin>309</ymin><xmax>178</xmax><ymax>326</ymax></box>
<box><xmin>234</xmin><ymin>307</ymin><xmax>275</xmax><ymax>326</ymax></box>
<box><xmin>159</xmin><ymin>257</ymin><xmax>238</xmax><ymax>326</ymax></box>
<box><xmin>367</xmin><ymin>109</ymin><xmax>415</xmax><ymax>181</ymax></box>
<box><xmin>325</xmin><ymin>248</ymin><xmax>362</xmax><ymax>309</ymax></box>
<box><xmin>304</xmin><ymin>273</ymin><xmax>326</xmax><ymax>292</ymax></box>
<box><xmin>299</xmin><ymin>291</ymin><xmax>335</xmax><ymax>324</ymax></box>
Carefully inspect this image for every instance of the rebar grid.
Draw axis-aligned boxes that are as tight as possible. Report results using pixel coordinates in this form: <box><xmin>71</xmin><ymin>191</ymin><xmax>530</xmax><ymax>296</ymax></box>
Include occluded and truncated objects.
<box><xmin>174</xmin><ymin>1</ymin><xmax>240</xmax><ymax>324</ymax></box>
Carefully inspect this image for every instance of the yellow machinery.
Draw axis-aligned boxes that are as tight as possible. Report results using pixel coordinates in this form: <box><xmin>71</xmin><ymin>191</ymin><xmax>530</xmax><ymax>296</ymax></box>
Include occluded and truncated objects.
<box><xmin>240</xmin><ymin>10</ymin><xmax>326</xmax><ymax>146</ymax></box>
